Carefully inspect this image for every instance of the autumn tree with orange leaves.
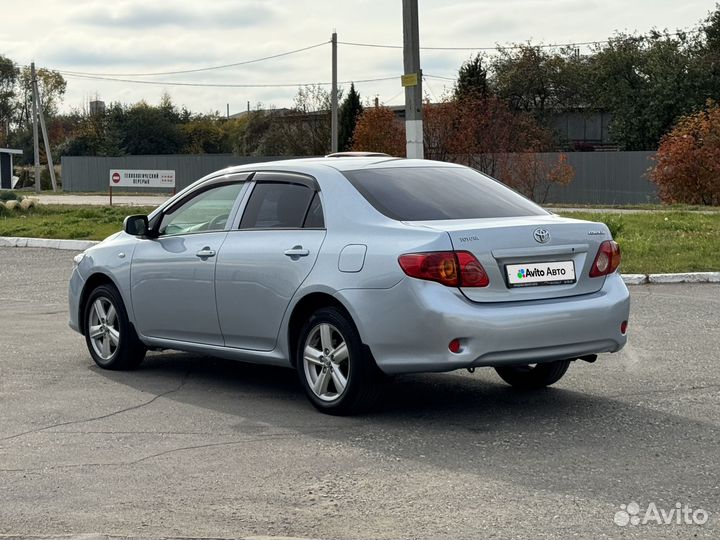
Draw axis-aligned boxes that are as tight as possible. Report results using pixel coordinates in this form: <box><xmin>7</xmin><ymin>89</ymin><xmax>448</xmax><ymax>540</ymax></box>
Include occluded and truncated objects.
<box><xmin>650</xmin><ymin>100</ymin><xmax>720</xmax><ymax>205</ymax></box>
<box><xmin>351</xmin><ymin>106</ymin><xmax>405</xmax><ymax>157</ymax></box>
<box><xmin>354</xmin><ymin>95</ymin><xmax>574</xmax><ymax>204</ymax></box>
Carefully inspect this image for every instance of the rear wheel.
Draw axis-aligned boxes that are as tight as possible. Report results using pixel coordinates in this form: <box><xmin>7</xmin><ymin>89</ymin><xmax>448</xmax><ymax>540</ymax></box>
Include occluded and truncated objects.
<box><xmin>296</xmin><ymin>307</ymin><xmax>381</xmax><ymax>415</ymax></box>
<box><xmin>495</xmin><ymin>359</ymin><xmax>571</xmax><ymax>389</ymax></box>
<box><xmin>84</xmin><ymin>284</ymin><xmax>146</xmax><ymax>370</ymax></box>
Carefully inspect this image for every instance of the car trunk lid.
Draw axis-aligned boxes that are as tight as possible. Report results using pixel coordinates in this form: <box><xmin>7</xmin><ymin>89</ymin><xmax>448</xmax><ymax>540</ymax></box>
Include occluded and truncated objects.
<box><xmin>407</xmin><ymin>214</ymin><xmax>611</xmax><ymax>303</ymax></box>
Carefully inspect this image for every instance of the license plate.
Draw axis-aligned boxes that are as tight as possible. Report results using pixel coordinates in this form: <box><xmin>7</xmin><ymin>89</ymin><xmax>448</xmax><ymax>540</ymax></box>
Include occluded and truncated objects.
<box><xmin>506</xmin><ymin>261</ymin><xmax>576</xmax><ymax>287</ymax></box>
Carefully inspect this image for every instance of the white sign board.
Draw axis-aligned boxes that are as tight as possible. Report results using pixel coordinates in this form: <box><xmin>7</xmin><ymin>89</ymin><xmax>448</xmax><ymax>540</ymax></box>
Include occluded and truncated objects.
<box><xmin>109</xmin><ymin>169</ymin><xmax>176</xmax><ymax>188</ymax></box>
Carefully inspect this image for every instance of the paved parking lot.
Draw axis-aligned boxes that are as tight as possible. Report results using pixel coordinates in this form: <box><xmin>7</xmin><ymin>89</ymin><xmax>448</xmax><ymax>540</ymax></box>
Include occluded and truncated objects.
<box><xmin>1</xmin><ymin>247</ymin><xmax>719</xmax><ymax>539</ymax></box>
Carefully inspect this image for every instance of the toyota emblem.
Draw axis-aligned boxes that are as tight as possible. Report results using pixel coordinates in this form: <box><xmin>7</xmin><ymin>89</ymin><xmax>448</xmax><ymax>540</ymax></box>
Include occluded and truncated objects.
<box><xmin>533</xmin><ymin>228</ymin><xmax>550</xmax><ymax>244</ymax></box>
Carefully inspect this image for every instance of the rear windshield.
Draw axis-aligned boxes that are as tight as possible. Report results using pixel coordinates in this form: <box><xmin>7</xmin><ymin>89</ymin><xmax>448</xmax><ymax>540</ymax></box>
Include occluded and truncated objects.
<box><xmin>343</xmin><ymin>166</ymin><xmax>548</xmax><ymax>221</ymax></box>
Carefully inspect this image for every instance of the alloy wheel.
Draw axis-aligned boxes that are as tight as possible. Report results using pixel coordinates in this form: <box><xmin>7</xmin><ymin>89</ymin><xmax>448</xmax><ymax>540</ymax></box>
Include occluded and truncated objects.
<box><xmin>302</xmin><ymin>323</ymin><xmax>350</xmax><ymax>402</ymax></box>
<box><xmin>87</xmin><ymin>296</ymin><xmax>120</xmax><ymax>361</ymax></box>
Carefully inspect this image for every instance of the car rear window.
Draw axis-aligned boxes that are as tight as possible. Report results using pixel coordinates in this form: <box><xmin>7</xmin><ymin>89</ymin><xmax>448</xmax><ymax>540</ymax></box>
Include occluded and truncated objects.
<box><xmin>343</xmin><ymin>166</ymin><xmax>548</xmax><ymax>221</ymax></box>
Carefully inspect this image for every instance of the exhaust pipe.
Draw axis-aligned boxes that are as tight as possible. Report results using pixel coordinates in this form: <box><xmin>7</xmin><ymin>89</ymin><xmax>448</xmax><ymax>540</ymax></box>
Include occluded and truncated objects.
<box><xmin>577</xmin><ymin>354</ymin><xmax>598</xmax><ymax>363</ymax></box>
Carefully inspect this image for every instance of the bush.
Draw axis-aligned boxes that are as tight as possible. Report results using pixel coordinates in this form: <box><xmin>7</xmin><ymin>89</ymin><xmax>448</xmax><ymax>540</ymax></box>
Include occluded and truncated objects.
<box><xmin>602</xmin><ymin>215</ymin><xmax>625</xmax><ymax>239</ymax></box>
<box><xmin>0</xmin><ymin>191</ymin><xmax>19</xmax><ymax>202</ymax></box>
<box><xmin>650</xmin><ymin>100</ymin><xmax>720</xmax><ymax>205</ymax></box>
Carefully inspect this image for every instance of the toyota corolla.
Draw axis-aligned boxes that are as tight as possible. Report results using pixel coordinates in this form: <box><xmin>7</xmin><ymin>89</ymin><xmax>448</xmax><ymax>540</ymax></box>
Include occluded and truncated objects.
<box><xmin>69</xmin><ymin>156</ymin><xmax>630</xmax><ymax>414</ymax></box>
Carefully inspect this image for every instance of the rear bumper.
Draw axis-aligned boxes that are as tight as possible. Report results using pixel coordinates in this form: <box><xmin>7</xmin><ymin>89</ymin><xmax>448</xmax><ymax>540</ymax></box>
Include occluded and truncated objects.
<box><xmin>337</xmin><ymin>273</ymin><xmax>630</xmax><ymax>374</ymax></box>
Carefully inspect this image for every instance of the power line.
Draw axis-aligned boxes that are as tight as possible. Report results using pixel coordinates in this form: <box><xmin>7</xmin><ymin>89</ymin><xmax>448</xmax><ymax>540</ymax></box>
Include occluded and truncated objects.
<box><xmin>425</xmin><ymin>74</ymin><xmax>457</xmax><ymax>82</ymax></box>
<box><xmin>383</xmin><ymin>89</ymin><xmax>405</xmax><ymax>104</ymax></box>
<box><xmin>62</xmin><ymin>73</ymin><xmax>399</xmax><ymax>88</ymax></box>
<box><xmin>338</xmin><ymin>30</ymin><xmax>700</xmax><ymax>51</ymax></box>
<box><xmin>55</xmin><ymin>41</ymin><xmax>329</xmax><ymax>77</ymax></box>
<box><xmin>340</xmin><ymin>39</ymin><xmax>607</xmax><ymax>50</ymax></box>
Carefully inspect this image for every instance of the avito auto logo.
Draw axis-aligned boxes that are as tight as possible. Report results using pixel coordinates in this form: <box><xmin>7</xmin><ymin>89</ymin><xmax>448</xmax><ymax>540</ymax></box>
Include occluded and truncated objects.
<box><xmin>517</xmin><ymin>267</ymin><xmax>568</xmax><ymax>279</ymax></box>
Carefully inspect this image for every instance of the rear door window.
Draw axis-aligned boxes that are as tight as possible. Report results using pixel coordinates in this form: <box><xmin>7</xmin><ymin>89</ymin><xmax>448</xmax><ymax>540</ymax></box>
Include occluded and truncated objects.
<box><xmin>343</xmin><ymin>166</ymin><xmax>548</xmax><ymax>221</ymax></box>
<box><xmin>303</xmin><ymin>192</ymin><xmax>325</xmax><ymax>228</ymax></box>
<box><xmin>240</xmin><ymin>182</ymin><xmax>315</xmax><ymax>229</ymax></box>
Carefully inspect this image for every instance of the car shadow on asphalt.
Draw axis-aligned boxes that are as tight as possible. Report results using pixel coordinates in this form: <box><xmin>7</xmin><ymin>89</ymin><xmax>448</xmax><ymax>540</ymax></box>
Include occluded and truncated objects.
<box><xmin>91</xmin><ymin>351</ymin><xmax>719</xmax><ymax>510</ymax></box>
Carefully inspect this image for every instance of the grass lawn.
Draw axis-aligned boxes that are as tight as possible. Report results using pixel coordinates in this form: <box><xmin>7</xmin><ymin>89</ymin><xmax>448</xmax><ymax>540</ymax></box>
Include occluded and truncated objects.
<box><xmin>557</xmin><ymin>211</ymin><xmax>720</xmax><ymax>273</ymax></box>
<box><xmin>0</xmin><ymin>205</ymin><xmax>157</xmax><ymax>241</ymax></box>
<box><xmin>0</xmin><ymin>205</ymin><xmax>718</xmax><ymax>274</ymax></box>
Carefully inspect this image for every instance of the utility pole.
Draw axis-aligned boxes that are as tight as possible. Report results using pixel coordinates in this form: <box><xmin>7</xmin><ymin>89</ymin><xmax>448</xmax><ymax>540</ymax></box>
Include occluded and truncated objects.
<box><xmin>330</xmin><ymin>32</ymin><xmax>338</xmax><ymax>153</ymax></box>
<box><xmin>402</xmin><ymin>0</ymin><xmax>423</xmax><ymax>158</ymax></box>
<box><xmin>31</xmin><ymin>63</ymin><xmax>41</xmax><ymax>193</ymax></box>
<box><xmin>34</xmin><ymin>77</ymin><xmax>58</xmax><ymax>191</ymax></box>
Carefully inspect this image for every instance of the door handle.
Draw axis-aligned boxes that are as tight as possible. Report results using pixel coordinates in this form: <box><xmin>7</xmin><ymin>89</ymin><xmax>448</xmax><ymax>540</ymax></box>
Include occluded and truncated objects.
<box><xmin>284</xmin><ymin>245</ymin><xmax>310</xmax><ymax>258</ymax></box>
<box><xmin>196</xmin><ymin>247</ymin><xmax>216</xmax><ymax>259</ymax></box>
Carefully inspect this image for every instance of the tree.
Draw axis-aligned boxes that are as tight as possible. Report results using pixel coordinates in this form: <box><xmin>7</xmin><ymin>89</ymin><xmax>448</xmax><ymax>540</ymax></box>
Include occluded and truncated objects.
<box><xmin>14</xmin><ymin>66</ymin><xmax>66</xmax><ymax>127</ymax></box>
<box><xmin>352</xmin><ymin>106</ymin><xmax>405</xmax><ymax>156</ymax></box>
<box><xmin>338</xmin><ymin>83</ymin><xmax>362</xmax><ymax>151</ymax></box>
<box><xmin>58</xmin><ymin>109</ymin><xmax>123</xmax><ymax>157</ymax></box>
<box><xmin>107</xmin><ymin>99</ymin><xmax>184</xmax><ymax>155</ymax></box>
<box><xmin>180</xmin><ymin>115</ymin><xmax>228</xmax><ymax>154</ymax></box>
<box><xmin>498</xmin><ymin>153</ymin><xmax>575</xmax><ymax>203</ymax></box>
<box><xmin>649</xmin><ymin>100</ymin><xmax>720</xmax><ymax>205</ymax></box>
<box><xmin>421</xmin><ymin>94</ymin><xmax>575</xmax><ymax>202</ymax></box>
<box><xmin>491</xmin><ymin>45</ymin><xmax>588</xmax><ymax>127</ymax></box>
<box><xmin>455</xmin><ymin>54</ymin><xmax>488</xmax><ymax>100</ymax></box>
<box><xmin>585</xmin><ymin>32</ymin><xmax>703</xmax><ymax>150</ymax></box>
<box><xmin>0</xmin><ymin>55</ymin><xmax>17</xmax><ymax>146</ymax></box>
<box><xmin>290</xmin><ymin>84</ymin><xmax>336</xmax><ymax>155</ymax></box>
<box><xmin>433</xmin><ymin>94</ymin><xmax>553</xmax><ymax>176</ymax></box>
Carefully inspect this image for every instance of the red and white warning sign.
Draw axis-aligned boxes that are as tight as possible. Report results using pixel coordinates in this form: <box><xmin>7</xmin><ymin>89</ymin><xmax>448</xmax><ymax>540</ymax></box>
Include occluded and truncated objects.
<box><xmin>108</xmin><ymin>169</ymin><xmax>175</xmax><ymax>188</ymax></box>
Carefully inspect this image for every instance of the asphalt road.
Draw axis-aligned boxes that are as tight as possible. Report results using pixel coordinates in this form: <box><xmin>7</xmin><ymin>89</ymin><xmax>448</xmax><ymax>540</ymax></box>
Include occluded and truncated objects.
<box><xmin>1</xmin><ymin>247</ymin><xmax>719</xmax><ymax>540</ymax></box>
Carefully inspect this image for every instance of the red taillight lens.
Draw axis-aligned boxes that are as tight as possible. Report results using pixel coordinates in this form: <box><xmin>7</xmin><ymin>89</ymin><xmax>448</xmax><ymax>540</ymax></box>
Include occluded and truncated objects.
<box><xmin>398</xmin><ymin>251</ymin><xmax>489</xmax><ymax>287</ymax></box>
<box><xmin>456</xmin><ymin>251</ymin><xmax>490</xmax><ymax>287</ymax></box>
<box><xmin>589</xmin><ymin>240</ymin><xmax>621</xmax><ymax>277</ymax></box>
<box><xmin>398</xmin><ymin>251</ymin><xmax>459</xmax><ymax>286</ymax></box>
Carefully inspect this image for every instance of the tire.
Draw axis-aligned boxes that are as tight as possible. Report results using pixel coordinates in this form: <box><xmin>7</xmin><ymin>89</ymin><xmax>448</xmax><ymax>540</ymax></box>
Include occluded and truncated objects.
<box><xmin>84</xmin><ymin>284</ymin><xmax>146</xmax><ymax>370</ymax></box>
<box><xmin>296</xmin><ymin>307</ymin><xmax>382</xmax><ymax>415</ymax></box>
<box><xmin>495</xmin><ymin>359</ymin><xmax>571</xmax><ymax>390</ymax></box>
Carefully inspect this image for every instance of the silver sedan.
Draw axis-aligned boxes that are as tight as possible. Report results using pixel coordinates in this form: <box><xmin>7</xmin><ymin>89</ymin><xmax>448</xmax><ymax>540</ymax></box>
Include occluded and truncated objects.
<box><xmin>69</xmin><ymin>156</ymin><xmax>630</xmax><ymax>414</ymax></box>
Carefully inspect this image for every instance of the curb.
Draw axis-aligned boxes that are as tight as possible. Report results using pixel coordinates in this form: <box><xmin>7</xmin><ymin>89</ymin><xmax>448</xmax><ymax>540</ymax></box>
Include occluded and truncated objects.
<box><xmin>0</xmin><ymin>236</ymin><xmax>98</xmax><ymax>251</ymax></box>
<box><xmin>622</xmin><ymin>272</ymin><xmax>720</xmax><ymax>285</ymax></box>
<box><xmin>1</xmin><ymin>236</ymin><xmax>718</xmax><ymax>285</ymax></box>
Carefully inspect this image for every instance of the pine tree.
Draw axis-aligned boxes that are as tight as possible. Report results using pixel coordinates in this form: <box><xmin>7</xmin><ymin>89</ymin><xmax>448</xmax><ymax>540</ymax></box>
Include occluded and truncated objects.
<box><xmin>338</xmin><ymin>83</ymin><xmax>363</xmax><ymax>151</ymax></box>
<box><xmin>455</xmin><ymin>54</ymin><xmax>488</xmax><ymax>100</ymax></box>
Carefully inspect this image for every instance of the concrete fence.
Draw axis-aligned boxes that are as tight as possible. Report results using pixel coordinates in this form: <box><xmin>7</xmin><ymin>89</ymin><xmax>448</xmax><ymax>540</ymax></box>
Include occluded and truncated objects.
<box><xmin>60</xmin><ymin>151</ymin><xmax>659</xmax><ymax>204</ymax></box>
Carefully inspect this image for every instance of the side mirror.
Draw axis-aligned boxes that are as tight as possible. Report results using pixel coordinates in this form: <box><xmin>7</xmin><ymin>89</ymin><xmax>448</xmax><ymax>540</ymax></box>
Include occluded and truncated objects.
<box><xmin>123</xmin><ymin>215</ymin><xmax>149</xmax><ymax>236</ymax></box>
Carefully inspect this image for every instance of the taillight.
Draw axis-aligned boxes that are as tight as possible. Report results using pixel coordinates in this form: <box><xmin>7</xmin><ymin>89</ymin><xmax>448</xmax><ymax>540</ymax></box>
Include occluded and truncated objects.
<box><xmin>398</xmin><ymin>251</ymin><xmax>489</xmax><ymax>287</ymax></box>
<box><xmin>589</xmin><ymin>240</ymin><xmax>621</xmax><ymax>277</ymax></box>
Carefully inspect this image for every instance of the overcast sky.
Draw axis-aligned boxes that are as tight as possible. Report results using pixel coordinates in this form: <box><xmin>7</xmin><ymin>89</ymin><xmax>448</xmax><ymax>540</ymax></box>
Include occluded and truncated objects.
<box><xmin>0</xmin><ymin>0</ymin><xmax>715</xmax><ymax>115</ymax></box>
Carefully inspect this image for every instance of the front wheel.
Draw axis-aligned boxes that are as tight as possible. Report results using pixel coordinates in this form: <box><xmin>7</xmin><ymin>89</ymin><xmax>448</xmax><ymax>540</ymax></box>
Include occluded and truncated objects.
<box><xmin>84</xmin><ymin>284</ymin><xmax>146</xmax><ymax>370</ymax></box>
<box><xmin>495</xmin><ymin>359</ymin><xmax>571</xmax><ymax>389</ymax></box>
<box><xmin>296</xmin><ymin>307</ymin><xmax>382</xmax><ymax>415</ymax></box>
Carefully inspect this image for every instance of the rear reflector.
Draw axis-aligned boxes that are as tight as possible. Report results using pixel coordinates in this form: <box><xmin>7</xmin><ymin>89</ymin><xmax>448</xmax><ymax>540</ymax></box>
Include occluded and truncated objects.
<box><xmin>621</xmin><ymin>320</ymin><xmax>628</xmax><ymax>334</ymax></box>
<box><xmin>590</xmin><ymin>240</ymin><xmax>621</xmax><ymax>277</ymax></box>
<box><xmin>448</xmin><ymin>339</ymin><xmax>461</xmax><ymax>353</ymax></box>
<box><xmin>398</xmin><ymin>251</ymin><xmax>489</xmax><ymax>287</ymax></box>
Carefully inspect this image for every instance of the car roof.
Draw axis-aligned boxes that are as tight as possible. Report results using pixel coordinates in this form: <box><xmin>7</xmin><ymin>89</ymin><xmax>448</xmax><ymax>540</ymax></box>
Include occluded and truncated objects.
<box><xmin>213</xmin><ymin>156</ymin><xmax>465</xmax><ymax>178</ymax></box>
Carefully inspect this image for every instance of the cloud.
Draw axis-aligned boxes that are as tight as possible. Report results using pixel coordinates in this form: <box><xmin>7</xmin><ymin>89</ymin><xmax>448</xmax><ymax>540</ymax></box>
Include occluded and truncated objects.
<box><xmin>1</xmin><ymin>0</ymin><xmax>714</xmax><ymax>114</ymax></box>
<box><xmin>74</xmin><ymin>1</ymin><xmax>277</xmax><ymax>29</ymax></box>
